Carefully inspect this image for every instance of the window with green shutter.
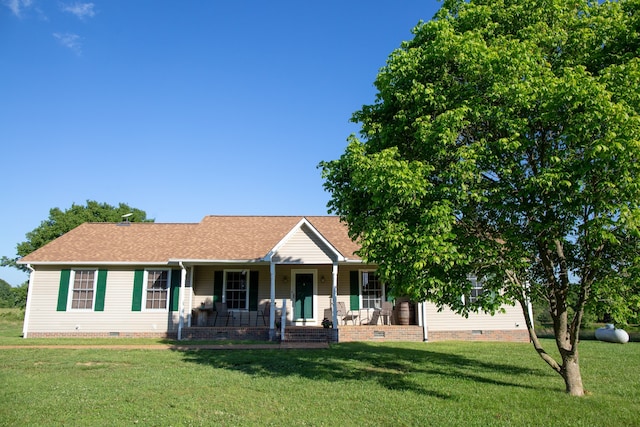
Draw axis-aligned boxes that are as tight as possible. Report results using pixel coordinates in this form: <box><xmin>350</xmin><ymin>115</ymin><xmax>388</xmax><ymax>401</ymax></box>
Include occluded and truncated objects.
<box><xmin>94</xmin><ymin>270</ymin><xmax>108</xmax><ymax>311</ymax></box>
<box><xmin>131</xmin><ymin>270</ymin><xmax>144</xmax><ymax>311</ymax></box>
<box><xmin>169</xmin><ymin>269</ymin><xmax>181</xmax><ymax>312</ymax></box>
<box><xmin>57</xmin><ymin>269</ymin><xmax>108</xmax><ymax>312</ymax></box>
<box><xmin>213</xmin><ymin>271</ymin><xmax>223</xmax><ymax>304</ymax></box>
<box><xmin>249</xmin><ymin>271</ymin><xmax>259</xmax><ymax>311</ymax></box>
<box><xmin>349</xmin><ymin>270</ymin><xmax>360</xmax><ymax>311</ymax></box>
<box><xmin>56</xmin><ymin>269</ymin><xmax>71</xmax><ymax>311</ymax></box>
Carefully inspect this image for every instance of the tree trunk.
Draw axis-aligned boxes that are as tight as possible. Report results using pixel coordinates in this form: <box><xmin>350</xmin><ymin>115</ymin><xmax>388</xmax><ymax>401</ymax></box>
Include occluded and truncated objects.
<box><xmin>561</xmin><ymin>352</ymin><xmax>584</xmax><ymax>396</ymax></box>
<box><xmin>517</xmin><ymin>290</ymin><xmax>586</xmax><ymax>396</ymax></box>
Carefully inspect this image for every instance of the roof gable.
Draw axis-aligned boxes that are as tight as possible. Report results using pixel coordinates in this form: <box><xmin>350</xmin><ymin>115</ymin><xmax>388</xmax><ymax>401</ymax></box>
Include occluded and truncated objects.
<box><xmin>267</xmin><ymin>218</ymin><xmax>345</xmax><ymax>263</ymax></box>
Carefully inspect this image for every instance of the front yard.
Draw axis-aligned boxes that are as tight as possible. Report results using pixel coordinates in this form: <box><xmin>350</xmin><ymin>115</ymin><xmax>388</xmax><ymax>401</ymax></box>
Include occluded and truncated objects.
<box><xmin>1</xmin><ymin>309</ymin><xmax>638</xmax><ymax>426</ymax></box>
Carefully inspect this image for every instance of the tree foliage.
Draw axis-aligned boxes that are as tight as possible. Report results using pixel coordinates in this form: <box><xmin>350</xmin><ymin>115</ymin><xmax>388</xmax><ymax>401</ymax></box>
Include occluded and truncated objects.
<box><xmin>321</xmin><ymin>0</ymin><xmax>640</xmax><ymax>396</ymax></box>
<box><xmin>0</xmin><ymin>279</ymin><xmax>13</xmax><ymax>308</ymax></box>
<box><xmin>1</xmin><ymin>200</ymin><xmax>152</xmax><ymax>271</ymax></box>
<box><xmin>0</xmin><ymin>279</ymin><xmax>27</xmax><ymax>309</ymax></box>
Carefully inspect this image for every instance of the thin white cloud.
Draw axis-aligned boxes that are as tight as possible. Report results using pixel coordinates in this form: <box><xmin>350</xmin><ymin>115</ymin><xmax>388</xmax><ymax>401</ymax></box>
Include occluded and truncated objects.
<box><xmin>53</xmin><ymin>32</ymin><xmax>82</xmax><ymax>55</ymax></box>
<box><xmin>2</xmin><ymin>0</ymin><xmax>33</xmax><ymax>17</ymax></box>
<box><xmin>61</xmin><ymin>2</ymin><xmax>95</xmax><ymax>20</ymax></box>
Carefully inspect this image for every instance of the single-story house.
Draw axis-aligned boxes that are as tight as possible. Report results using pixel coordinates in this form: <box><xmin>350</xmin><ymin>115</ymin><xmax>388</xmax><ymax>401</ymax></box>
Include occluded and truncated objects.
<box><xmin>18</xmin><ymin>215</ymin><xmax>529</xmax><ymax>342</ymax></box>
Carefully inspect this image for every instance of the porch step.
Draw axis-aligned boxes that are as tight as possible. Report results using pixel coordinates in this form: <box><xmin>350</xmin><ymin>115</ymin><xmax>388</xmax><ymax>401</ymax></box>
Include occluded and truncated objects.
<box><xmin>282</xmin><ymin>327</ymin><xmax>336</xmax><ymax>343</ymax></box>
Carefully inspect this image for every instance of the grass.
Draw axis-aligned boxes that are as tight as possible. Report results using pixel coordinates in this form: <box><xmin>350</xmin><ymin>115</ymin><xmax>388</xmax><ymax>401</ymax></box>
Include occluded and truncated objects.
<box><xmin>1</xmin><ymin>309</ymin><xmax>639</xmax><ymax>426</ymax></box>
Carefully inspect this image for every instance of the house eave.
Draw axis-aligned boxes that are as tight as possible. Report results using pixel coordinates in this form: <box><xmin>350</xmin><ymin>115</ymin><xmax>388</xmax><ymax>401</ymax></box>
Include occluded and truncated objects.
<box><xmin>168</xmin><ymin>258</ymin><xmax>267</xmax><ymax>265</ymax></box>
<box><xmin>18</xmin><ymin>261</ymin><xmax>172</xmax><ymax>266</ymax></box>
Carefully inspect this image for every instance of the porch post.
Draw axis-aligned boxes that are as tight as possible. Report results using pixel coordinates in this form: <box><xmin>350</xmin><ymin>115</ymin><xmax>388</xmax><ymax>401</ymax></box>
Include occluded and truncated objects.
<box><xmin>187</xmin><ymin>266</ymin><xmax>194</xmax><ymax>327</ymax></box>
<box><xmin>269</xmin><ymin>261</ymin><xmax>276</xmax><ymax>340</ymax></box>
<box><xmin>177</xmin><ymin>262</ymin><xmax>187</xmax><ymax>340</ymax></box>
<box><xmin>421</xmin><ymin>302</ymin><xmax>428</xmax><ymax>342</ymax></box>
<box><xmin>331</xmin><ymin>262</ymin><xmax>338</xmax><ymax>330</ymax></box>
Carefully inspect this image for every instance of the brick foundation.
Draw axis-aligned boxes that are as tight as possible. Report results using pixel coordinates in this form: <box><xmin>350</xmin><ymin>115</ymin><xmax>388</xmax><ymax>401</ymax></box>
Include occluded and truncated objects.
<box><xmin>181</xmin><ymin>327</ymin><xmax>270</xmax><ymax>341</ymax></box>
<box><xmin>27</xmin><ymin>331</ymin><xmax>177</xmax><ymax>339</ymax></box>
<box><xmin>25</xmin><ymin>327</ymin><xmax>530</xmax><ymax>343</ymax></box>
<box><xmin>427</xmin><ymin>329</ymin><xmax>530</xmax><ymax>342</ymax></box>
<box><xmin>283</xmin><ymin>326</ymin><xmax>336</xmax><ymax>342</ymax></box>
<box><xmin>338</xmin><ymin>325</ymin><xmax>424</xmax><ymax>342</ymax></box>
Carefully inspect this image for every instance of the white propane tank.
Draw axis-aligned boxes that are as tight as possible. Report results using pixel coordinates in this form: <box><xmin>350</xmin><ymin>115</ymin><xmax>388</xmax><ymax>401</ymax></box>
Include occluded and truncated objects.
<box><xmin>595</xmin><ymin>324</ymin><xmax>630</xmax><ymax>344</ymax></box>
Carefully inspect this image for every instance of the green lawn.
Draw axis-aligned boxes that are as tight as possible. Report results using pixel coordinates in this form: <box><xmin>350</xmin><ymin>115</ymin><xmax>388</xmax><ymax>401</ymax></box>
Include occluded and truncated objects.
<box><xmin>1</xmin><ymin>309</ymin><xmax>639</xmax><ymax>426</ymax></box>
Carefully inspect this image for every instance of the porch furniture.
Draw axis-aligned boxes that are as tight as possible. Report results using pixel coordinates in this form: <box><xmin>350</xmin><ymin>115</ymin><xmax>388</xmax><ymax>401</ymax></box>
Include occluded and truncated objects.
<box><xmin>379</xmin><ymin>301</ymin><xmax>393</xmax><ymax>325</ymax></box>
<box><xmin>256</xmin><ymin>301</ymin><xmax>270</xmax><ymax>326</ymax></box>
<box><xmin>214</xmin><ymin>302</ymin><xmax>232</xmax><ymax>326</ymax></box>
<box><xmin>196</xmin><ymin>305</ymin><xmax>214</xmax><ymax>326</ymax></box>
<box><xmin>238</xmin><ymin>310</ymin><xmax>251</xmax><ymax>326</ymax></box>
<box><xmin>336</xmin><ymin>302</ymin><xmax>359</xmax><ymax>325</ymax></box>
<box><xmin>363</xmin><ymin>309</ymin><xmax>381</xmax><ymax>325</ymax></box>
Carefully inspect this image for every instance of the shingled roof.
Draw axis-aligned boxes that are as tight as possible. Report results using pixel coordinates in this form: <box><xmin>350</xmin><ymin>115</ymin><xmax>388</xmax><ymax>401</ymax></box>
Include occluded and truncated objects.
<box><xmin>19</xmin><ymin>216</ymin><xmax>361</xmax><ymax>264</ymax></box>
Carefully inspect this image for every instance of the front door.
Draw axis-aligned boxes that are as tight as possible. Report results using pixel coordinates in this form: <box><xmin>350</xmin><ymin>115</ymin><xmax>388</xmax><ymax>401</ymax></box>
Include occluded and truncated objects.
<box><xmin>294</xmin><ymin>273</ymin><xmax>314</xmax><ymax>320</ymax></box>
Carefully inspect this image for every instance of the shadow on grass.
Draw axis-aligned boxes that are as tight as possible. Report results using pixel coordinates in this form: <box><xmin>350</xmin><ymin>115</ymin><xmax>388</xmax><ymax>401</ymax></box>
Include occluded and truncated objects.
<box><xmin>175</xmin><ymin>342</ymin><xmax>547</xmax><ymax>399</ymax></box>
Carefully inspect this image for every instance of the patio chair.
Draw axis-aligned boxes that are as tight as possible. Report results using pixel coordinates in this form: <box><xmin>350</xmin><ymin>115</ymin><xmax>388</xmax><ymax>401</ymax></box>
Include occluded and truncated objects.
<box><xmin>256</xmin><ymin>301</ymin><xmax>270</xmax><ymax>326</ymax></box>
<box><xmin>336</xmin><ymin>302</ymin><xmax>359</xmax><ymax>325</ymax></box>
<box><xmin>213</xmin><ymin>302</ymin><xmax>232</xmax><ymax>326</ymax></box>
<box><xmin>379</xmin><ymin>301</ymin><xmax>393</xmax><ymax>325</ymax></box>
<box><xmin>362</xmin><ymin>309</ymin><xmax>380</xmax><ymax>325</ymax></box>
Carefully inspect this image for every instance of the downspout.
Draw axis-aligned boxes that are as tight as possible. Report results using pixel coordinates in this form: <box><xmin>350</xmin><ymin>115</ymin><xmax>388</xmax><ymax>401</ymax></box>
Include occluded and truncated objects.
<box><xmin>525</xmin><ymin>280</ymin><xmax>534</xmax><ymax>333</ymax></box>
<box><xmin>22</xmin><ymin>264</ymin><xmax>36</xmax><ymax>339</ymax></box>
<box><xmin>422</xmin><ymin>302</ymin><xmax>428</xmax><ymax>342</ymax></box>
<box><xmin>177</xmin><ymin>262</ymin><xmax>187</xmax><ymax>340</ymax></box>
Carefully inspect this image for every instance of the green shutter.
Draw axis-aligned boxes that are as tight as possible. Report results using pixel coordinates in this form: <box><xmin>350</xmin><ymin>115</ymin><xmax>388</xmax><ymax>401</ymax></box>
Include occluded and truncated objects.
<box><xmin>169</xmin><ymin>269</ymin><xmax>181</xmax><ymax>312</ymax></box>
<box><xmin>349</xmin><ymin>270</ymin><xmax>360</xmax><ymax>311</ymax></box>
<box><xmin>213</xmin><ymin>271</ymin><xmax>223</xmax><ymax>305</ymax></box>
<box><xmin>57</xmin><ymin>269</ymin><xmax>71</xmax><ymax>311</ymax></box>
<box><xmin>94</xmin><ymin>270</ymin><xmax>108</xmax><ymax>311</ymax></box>
<box><xmin>249</xmin><ymin>271</ymin><xmax>259</xmax><ymax>311</ymax></box>
<box><xmin>131</xmin><ymin>270</ymin><xmax>144</xmax><ymax>311</ymax></box>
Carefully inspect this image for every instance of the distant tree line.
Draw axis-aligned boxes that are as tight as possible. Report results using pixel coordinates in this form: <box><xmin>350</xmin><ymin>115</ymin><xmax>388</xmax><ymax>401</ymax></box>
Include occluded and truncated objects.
<box><xmin>0</xmin><ymin>279</ymin><xmax>27</xmax><ymax>309</ymax></box>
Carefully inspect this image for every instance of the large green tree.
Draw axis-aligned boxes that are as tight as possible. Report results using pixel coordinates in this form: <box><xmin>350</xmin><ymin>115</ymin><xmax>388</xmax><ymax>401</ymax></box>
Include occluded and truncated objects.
<box><xmin>2</xmin><ymin>200</ymin><xmax>152</xmax><ymax>272</ymax></box>
<box><xmin>321</xmin><ymin>0</ymin><xmax>640</xmax><ymax>396</ymax></box>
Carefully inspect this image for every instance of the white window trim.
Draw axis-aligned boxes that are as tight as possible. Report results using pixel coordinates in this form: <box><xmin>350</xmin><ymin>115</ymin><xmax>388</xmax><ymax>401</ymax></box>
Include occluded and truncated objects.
<box><xmin>465</xmin><ymin>274</ymin><xmax>484</xmax><ymax>305</ymax></box>
<box><xmin>142</xmin><ymin>269</ymin><xmax>171</xmax><ymax>312</ymax></box>
<box><xmin>68</xmin><ymin>269</ymin><xmax>98</xmax><ymax>311</ymax></box>
<box><xmin>360</xmin><ymin>269</ymin><xmax>384</xmax><ymax>310</ymax></box>
<box><xmin>223</xmin><ymin>269</ymin><xmax>250</xmax><ymax>311</ymax></box>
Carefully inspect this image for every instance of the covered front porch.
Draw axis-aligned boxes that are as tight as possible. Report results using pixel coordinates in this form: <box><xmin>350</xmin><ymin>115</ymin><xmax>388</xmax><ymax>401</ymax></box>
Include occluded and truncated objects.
<box><xmin>177</xmin><ymin>261</ymin><xmax>424</xmax><ymax>342</ymax></box>
<box><xmin>172</xmin><ymin>217</ymin><xmax>423</xmax><ymax>341</ymax></box>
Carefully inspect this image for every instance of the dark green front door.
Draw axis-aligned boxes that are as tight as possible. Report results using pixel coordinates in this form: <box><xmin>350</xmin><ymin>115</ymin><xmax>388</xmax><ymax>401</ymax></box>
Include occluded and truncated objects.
<box><xmin>295</xmin><ymin>273</ymin><xmax>314</xmax><ymax>320</ymax></box>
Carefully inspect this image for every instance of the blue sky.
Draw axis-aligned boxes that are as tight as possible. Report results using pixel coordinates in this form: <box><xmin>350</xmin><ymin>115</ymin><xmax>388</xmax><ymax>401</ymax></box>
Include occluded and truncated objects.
<box><xmin>1</xmin><ymin>0</ymin><xmax>441</xmax><ymax>285</ymax></box>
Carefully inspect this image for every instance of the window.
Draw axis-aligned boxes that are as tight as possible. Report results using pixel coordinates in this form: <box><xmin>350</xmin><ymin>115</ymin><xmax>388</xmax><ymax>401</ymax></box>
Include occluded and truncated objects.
<box><xmin>225</xmin><ymin>270</ymin><xmax>248</xmax><ymax>310</ymax></box>
<box><xmin>145</xmin><ymin>270</ymin><xmax>169</xmax><ymax>310</ymax></box>
<box><xmin>361</xmin><ymin>271</ymin><xmax>383</xmax><ymax>309</ymax></box>
<box><xmin>467</xmin><ymin>275</ymin><xmax>484</xmax><ymax>304</ymax></box>
<box><xmin>70</xmin><ymin>270</ymin><xmax>96</xmax><ymax>309</ymax></box>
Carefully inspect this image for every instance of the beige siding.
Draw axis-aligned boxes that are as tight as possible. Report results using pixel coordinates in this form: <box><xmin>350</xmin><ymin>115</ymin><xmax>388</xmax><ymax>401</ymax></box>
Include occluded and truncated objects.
<box><xmin>272</xmin><ymin>224</ymin><xmax>335</xmax><ymax>264</ymax></box>
<box><xmin>424</xmin><ymin>302</ymin><xmax>526</xmax><ymax>331</ymax></box>
<box><xmin>26</xmin><ymin>264</ymin><xmax>526</xmax><ymax>336</ymax></box>
<box><xmin>25</xmin><ymin>266</ymin><xmax>179</xmax><ymax>335</ymax></box>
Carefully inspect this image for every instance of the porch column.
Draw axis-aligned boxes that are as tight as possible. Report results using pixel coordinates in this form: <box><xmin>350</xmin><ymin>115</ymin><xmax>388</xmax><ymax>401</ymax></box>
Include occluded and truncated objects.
<box><xmin>420</xmin><ymin>302</ymin><xmax>428</xmax><ymax>342</ymax></box>
<box><xmin>187</xmin><ymin>266</ymin><xmax>194</xmax><ymax>327</ymax></box>
<box><xmin>331</xmin><ymin>262</ymin><xmax>338</xmax><ymax>329</ymax></box>
<box><xmin>177</xmin><ymin>262</ymin><xmax>187</xmax><ymax>340</ymax></box>
<box><xmin>269</xmin><ymin>261</ymin><xmax>276</xmax><ymax>340</ymax></box>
